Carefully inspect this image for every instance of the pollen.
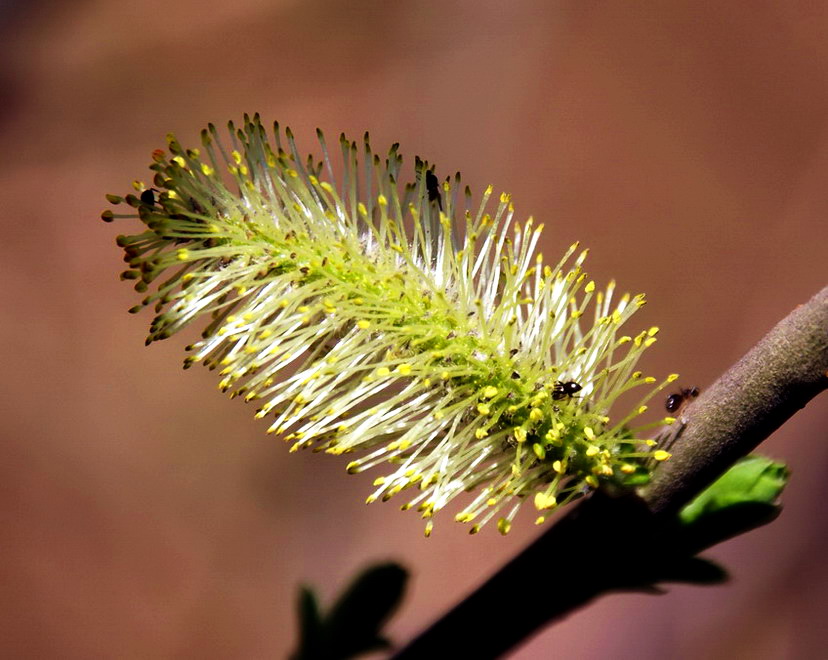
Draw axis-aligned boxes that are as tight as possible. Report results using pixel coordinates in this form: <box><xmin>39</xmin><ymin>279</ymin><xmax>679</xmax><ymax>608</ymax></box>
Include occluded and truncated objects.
<box><xmin>534</xmin><ymin>492</ymin><xmax>557</xmax><ymax>510</ymax></box>
<box><xmin>481</xmin><ymin>386</ymin><xmax>498</xmax><ymax>399</ymax></box>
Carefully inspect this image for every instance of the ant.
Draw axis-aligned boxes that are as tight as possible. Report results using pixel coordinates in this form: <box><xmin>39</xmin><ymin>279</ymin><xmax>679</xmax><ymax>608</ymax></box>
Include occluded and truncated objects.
<box><xmin>552</xmin><ymin>380</ymin><xmax>582</xmax><ymax>401</ymax></box>
<box><xmin>425</xmin><ymin>170</ymin><xmax>443</xmax><ymax>211</ymax></box>
<box><xmin>665</xmin><ymin>386</ymin><xmax>699</xmax><ymax>413</ymax></box>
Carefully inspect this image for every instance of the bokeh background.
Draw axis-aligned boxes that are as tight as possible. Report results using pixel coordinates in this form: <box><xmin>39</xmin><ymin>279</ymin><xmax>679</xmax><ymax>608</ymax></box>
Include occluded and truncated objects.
<box><xmin>2</xmin><ymin>2</ymin><xmax>827</xmax><ymax>658</ymax></box>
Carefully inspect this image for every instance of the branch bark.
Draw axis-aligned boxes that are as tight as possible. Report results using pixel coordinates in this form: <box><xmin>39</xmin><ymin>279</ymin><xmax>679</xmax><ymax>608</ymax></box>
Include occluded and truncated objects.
<box><xmin>393</xmin><ymin>285</ymin><xmax>828</xmax><ymax>659</ymax></box>
<box><xmin>643</xmin><ymin>284</ymin><xmax>828</xmax><ymax>514</ymax></box>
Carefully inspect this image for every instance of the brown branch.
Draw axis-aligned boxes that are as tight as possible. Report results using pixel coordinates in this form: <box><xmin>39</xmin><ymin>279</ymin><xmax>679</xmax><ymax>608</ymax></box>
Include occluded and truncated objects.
<box><xmin>393</xmin><ymin>285</ymin><xmax>828</xmax><ymax>659</ymax></box>
<box><xmin>643</xmin><ymin>284</ymin><xmax>828</xmax><ymax>514</ymax></box>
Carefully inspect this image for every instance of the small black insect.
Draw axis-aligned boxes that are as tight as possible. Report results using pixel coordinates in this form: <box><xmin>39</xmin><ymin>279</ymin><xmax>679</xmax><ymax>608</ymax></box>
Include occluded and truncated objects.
<box><xmin>552</xmin><ymin>380</ymin><xmax>582</xmax><ymax>400</ymax></box>
<box><xmin>140</xmin><ymin>187</ymin><xmax>159</xmax><ymax>206</ymax></box>
<box><xmin>665</xmin><ymin>386</ymin><xmax>699</xmax><ymax>413</ymax></box>
<box><xmin>425</xmin><ymin>170</ymin><xmax>443</xmax><ymax>211</ymax></box>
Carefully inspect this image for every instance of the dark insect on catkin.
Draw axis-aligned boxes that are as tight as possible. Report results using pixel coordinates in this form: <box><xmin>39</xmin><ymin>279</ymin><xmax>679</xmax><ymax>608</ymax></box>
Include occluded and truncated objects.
<box><xmin>552</xmin><ymin>380</ymin><xmax>582</xmax><ymax>400</ymax></box>
<box><xmin>425</xmin><ymin>170</ymin><xmax>442</xmax><ymax>210</ymax></box>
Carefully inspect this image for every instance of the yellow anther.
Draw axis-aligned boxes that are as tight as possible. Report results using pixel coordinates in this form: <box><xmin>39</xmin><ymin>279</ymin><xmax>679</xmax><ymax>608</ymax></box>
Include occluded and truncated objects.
<box><xmin>584</xmin><ymin>427</ymin><xmax>595</xmax><ymax>441</ymax></box>
<box><xmin>477</xmin><ymin>403</ymin><xmax>491</xmax><ymax>416</ymax></box>
<box><xmin>482</xmin><ymin>386</ymin><xmax>498</xmax><ymax>399</ymax></box>
<box><xmin>654</xmin><ymin>450</ymin><xmax>671</xmax><ymax>461</ymax></box>
<box><xmin>397</xmin><ymin>364</ymin><xmax>412</xmax><ymax>376</ymax></box>
<box><xmin>357</xmin><ymin>320</ymin><xmax>371</xmax><ymax>329</ymax></box>
<box><xmin>534</xmin><ymin>492</ymin><xmax>557</xmax><ymax>511</ymax></box>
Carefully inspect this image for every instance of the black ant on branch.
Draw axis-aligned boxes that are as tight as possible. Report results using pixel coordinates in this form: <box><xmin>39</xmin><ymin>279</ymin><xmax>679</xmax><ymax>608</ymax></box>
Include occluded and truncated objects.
<box><xmin>665</xmin><ymin>386</ymin><xmax>699</xmax><ymax>413</ymax></box>
<box><xmin>659</xmin><ymin>386</ymin><xmax>701</xmax><ymax>454</ymax></box>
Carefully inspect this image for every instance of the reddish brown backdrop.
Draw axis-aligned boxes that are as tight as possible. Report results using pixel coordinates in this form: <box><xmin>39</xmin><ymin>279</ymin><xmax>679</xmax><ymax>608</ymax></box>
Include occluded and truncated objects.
<box><xmin>1</xmin><ymin>2</ymin><xmax>827</xmax><ymax>658</ymax></box>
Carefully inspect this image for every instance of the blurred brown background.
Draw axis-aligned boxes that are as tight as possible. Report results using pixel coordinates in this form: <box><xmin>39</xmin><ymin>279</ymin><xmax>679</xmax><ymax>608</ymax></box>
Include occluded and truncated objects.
<box><xmin>1</xmin><ymin>1</ymin><xmax>827</xmax><ymax>658</ymax></box>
